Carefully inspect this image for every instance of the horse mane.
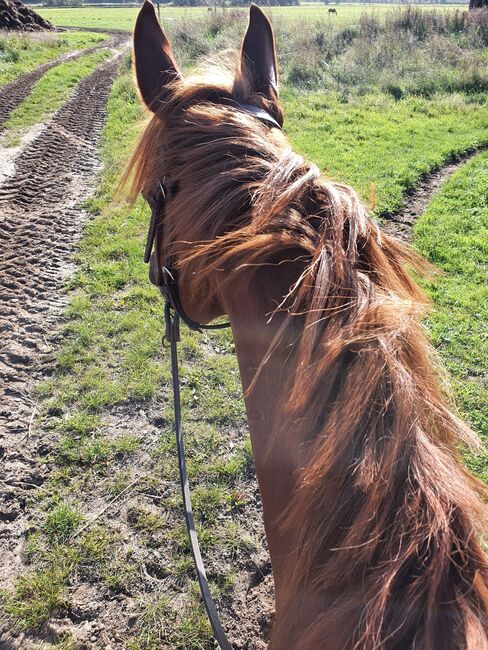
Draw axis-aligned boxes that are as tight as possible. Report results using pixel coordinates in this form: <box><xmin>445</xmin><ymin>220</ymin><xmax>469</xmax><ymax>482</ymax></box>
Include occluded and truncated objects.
<box><xmin>125</xmin><ymin>57</ymin><xmax>488</xmax><ymax>649</ymax></box>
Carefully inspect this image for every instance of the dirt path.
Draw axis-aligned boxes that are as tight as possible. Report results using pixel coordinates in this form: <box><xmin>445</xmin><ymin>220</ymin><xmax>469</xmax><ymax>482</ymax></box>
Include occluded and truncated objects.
<box><xmin>381</xmin><ymin>148</ymin><xmax>486</xmax><ymax>242</ymax></box>
<box><xmin>0</xmin><ymin>44</ymin><xmax>128</xmax><ymax>646</ymax></box>
<box><xmin>0</xmin><ymin>35</ymin><xmax>273</xmax><ymax>650</ymax></box>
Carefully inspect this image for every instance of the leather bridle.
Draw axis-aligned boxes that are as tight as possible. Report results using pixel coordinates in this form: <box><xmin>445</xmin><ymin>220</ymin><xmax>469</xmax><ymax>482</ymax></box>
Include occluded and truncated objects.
<box><xmin>143</xmin><ymin>102</ymin><xmax>281</xmax><ymax>649</ymax></box>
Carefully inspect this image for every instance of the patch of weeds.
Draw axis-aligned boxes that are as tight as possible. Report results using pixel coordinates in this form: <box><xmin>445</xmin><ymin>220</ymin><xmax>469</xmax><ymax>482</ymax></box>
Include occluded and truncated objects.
<box><xmin>58</xmin><ymin>435</ymin><xmax>111</xmax><ymax>466</ymax></box>
<box><xmin>129</xmin><ymin>591</ymin><xmax>212</xmax><ymax>650</ymax></box>
<box><xmin>1</xmin><ymin>568</ymin><xmax>68</xmax><ymax>631</ymax></box>
<box><xmin>191</xmin><ymin>484</ymin><xmax>228</xmax><ymax>524</ymax></box>
<box><xmin>78</xmin><ymin>526</ymin><xmax>115</xmax><ymax>565</ymax></box>
<box><xmin>58</xmin><ymin>433</ymin><xmax>140</xmax><ymax>466</ymax></box>
<box><xmin>109</xmin><ymin>469</ymin><xmax>133</xmax><ymax>496</ymax></box>
<box><xmin>25</xmin><ymin>531</ymin><xmax>44</xmax><ymax>562</ymax></box>
<box><xmin>227</xmin><ymin>488</ymin><xmax>249</xmax><ymax>511</ymax></box>
<box><xmin>127</xmin><ymin>506</ymin><xmax>167</xmax><ymax>534</ymax></box>
<box><xmin>169</xmin><ymin>523</ymin><xmax>218</xmax><ymax>555</ymax></box>
<box><xmin>208</xmin><ymin>450</ymin><xmax>250</xmax><ymax>485</ymax></box>
<box><xmin>170</xmin><ymin>556</ymin><xmax>194</xmax><ymax>585</ymax></box>
<box><xmin>113</xmin><ymin>433</ymin><xmax>141</xmax><ymax>456</ymax></box>
<box><xmin>44</xmin><ymin>503</ymin><xmax>83</xmax><ymax>543</ymax></box>
<box><xmin>101</xmin><ymin>551</ymin><xmax>140</xmax><ymax>594</ymax></box>
<box><xmin>61</xmin><ymin>411</ymin><xmax>100</xmax><ymax>436</ymax></box>
<box><xmin>221</xmin><ymin>521</ymin><xmax>257</xmax><ymax>558</ymax></box>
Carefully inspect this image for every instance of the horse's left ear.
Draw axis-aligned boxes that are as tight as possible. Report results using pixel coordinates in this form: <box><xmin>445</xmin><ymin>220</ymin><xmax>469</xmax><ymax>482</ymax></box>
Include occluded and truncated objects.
<box><xmin>133</xmin><ymin>0</ymin><xmax>180</xmax><ymax>112</ymax></box>
<box><xmin>240</xmin><ymin>4</ymin><xmax>279</xmax><ymax>102</ymax></box>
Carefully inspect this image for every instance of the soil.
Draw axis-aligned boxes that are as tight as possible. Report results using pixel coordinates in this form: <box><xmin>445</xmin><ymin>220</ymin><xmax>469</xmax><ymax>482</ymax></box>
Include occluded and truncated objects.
<box><xmin>0</xmin><ymin>43</ymin><xmax>128</xmax><ymax>649</ymax></box>
<box><xmin>0</xmin><ymin>0</ymin><xmax>52</xmax><ymax>31</ymax></box>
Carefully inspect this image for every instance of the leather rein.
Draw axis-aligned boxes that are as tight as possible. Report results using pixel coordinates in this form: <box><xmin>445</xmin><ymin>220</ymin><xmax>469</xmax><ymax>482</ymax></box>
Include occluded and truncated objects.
<box><xmin>143</xmin><ymin>102</ymin><xmax>281</xmax><ymax>649</ymax></box>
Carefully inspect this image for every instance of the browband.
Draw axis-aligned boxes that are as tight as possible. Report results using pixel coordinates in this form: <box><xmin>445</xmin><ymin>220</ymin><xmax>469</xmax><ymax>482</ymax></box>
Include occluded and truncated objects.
<box><xmin>238</xmin><ymin>103</ymin><xmax>282</xmax><ymax>129</ymax></box>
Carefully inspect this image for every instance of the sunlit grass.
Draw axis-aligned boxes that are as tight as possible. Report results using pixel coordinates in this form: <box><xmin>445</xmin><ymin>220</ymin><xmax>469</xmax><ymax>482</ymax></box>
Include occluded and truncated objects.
<box><xmin>38</xmin><ymin>3</ymin><xmax>467</xmax><ymax>32</ymax></box>
<box><xmin>414</xmin><ymin>150</ymin><xmax>488</xmax><ymax>478</ymax></box>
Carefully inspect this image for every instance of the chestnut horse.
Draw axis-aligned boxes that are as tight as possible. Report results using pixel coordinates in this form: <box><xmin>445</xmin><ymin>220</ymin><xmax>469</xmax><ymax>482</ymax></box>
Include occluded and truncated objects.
<box><xmin>127</xmin><ymin>3</ymin><xmax>488</xmax><ymax>648</ymax></box>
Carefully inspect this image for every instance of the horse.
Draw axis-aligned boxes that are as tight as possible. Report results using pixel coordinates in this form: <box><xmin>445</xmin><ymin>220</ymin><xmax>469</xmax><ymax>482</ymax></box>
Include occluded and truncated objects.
<box><xmin>328</xmin><ymin>7</ymin><xmax>337</xmax><ymax>14</ymax></box>
<box><xmin>127</xmin><ymin>2</ymin><xmax>488</xmax><ymax>647</ymax></box>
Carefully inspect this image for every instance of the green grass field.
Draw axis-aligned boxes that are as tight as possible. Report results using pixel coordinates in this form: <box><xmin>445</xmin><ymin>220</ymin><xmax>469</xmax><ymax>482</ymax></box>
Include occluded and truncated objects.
<box><xmin>1</xmin><ymin>6</ymin><xmax>487</xmax><ymax>648</ymax></box>
<box><xmin>414</xmin><ymin>152</ymin><xmax>488</xmax><ymax>478</ymax></box>
<box><xmin>38</xmin><ymin>3</ymin><xmax>467</xmax><ymax>31</ymax></box>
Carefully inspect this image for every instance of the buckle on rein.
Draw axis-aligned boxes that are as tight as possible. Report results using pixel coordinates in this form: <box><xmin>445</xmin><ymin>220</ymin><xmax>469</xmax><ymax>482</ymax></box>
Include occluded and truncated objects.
<box><xmin>143</xmin><ymin>184</ymin><xmax>179</xmax><ymax>344</ymax></box>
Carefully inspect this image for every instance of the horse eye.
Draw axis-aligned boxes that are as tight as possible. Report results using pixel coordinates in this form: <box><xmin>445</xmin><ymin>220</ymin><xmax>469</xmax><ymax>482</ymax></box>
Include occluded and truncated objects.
<box><xmin>170</xmin><ymin>181</ymin><xmax>180</xmax><ymax>198</ymax></box>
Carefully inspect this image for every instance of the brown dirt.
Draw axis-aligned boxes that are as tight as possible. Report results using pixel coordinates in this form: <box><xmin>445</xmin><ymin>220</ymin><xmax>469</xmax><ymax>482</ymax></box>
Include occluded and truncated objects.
<box><xmin>0</xmin><ymin>48</ymin><xmax>128</xmax><ymax>648</ymax></box>
<box><xmin>0</xmin><ymin>0</ymin><xmax>52</xmax><ymax>31</ymax></box>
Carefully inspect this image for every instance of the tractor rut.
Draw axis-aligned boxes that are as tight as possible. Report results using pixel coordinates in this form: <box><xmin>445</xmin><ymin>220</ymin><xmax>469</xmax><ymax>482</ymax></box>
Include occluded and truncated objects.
<box><xmin>0</xmin><ymin>48</ymin><xmax>127</xmax><ymax>645</ymax></box>
<box><xmin>382</xmin><ymin>147</ymin><xmax>487</xmax><ymax>241</ymax></box>
<box><xmin>0</xmin><ymin>32</ymin><xmax>127</xmax><ymax>134</ymax></box>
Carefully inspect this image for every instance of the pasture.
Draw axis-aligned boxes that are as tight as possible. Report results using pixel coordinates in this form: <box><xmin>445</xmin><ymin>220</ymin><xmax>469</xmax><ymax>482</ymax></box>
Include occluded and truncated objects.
<box><xmin>37</xmin><ymin>3</ymin><xmax>469</xmax><ymax>31</ymax></box>
<box><xmin>0</xmin><ymin>4</ymin><xmax>487</xmax><ymax>649</ymax></box>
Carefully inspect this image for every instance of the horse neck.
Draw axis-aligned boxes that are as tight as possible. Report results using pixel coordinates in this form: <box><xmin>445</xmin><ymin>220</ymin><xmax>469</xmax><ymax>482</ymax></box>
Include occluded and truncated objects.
<box><xmin>220</xmin><ymin>250</ymin><xmax>488</xmax><ymax>650</ymax></box>
<box><xmin>220</xmin><ymin>258</ymin><xmax>312</xmax><ymax>601</ymax></box>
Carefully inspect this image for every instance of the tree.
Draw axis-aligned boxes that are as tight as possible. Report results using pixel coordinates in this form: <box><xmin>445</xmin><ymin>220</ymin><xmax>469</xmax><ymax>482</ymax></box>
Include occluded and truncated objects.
<box><xmin>469</xmin><ymin>0</ymin><xmax>488</xmax><ymax>8</ymax></box>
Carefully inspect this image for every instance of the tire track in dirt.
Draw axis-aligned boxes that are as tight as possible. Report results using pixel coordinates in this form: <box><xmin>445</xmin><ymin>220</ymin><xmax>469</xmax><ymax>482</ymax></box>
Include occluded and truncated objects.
<box><xmin>0</xmin><ymin>31</ymin><xmax>127</xmax><ymax>133</ymax></box>
<box><xmin>0</xmin><ymin>47</ymin><xmax>127</xmax><ymax>626</ymax></box>
<box><xmin>381</xmin><ymin>146</ymin><xmax>488</xmax><ymax>242</ymax></box>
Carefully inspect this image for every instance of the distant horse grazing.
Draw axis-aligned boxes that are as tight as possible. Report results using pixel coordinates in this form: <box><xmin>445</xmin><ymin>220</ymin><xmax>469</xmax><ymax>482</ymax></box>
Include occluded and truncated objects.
<box><xmin>328</xmin><ymin>7</ymin><xmax>337</xmax><ymax>14</ymax></box>
<box><xmin>129</xmin><ymin>2</ymin><xmax>488</xmax><ymax>648</ymax></box>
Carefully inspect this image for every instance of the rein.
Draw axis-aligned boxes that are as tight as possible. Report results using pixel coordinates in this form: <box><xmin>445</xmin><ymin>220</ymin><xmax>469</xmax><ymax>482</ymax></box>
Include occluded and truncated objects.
<box><xmin>143</xmin><ymin>102</ymin><xmax>281</xmax><ymax>649</ymax></box>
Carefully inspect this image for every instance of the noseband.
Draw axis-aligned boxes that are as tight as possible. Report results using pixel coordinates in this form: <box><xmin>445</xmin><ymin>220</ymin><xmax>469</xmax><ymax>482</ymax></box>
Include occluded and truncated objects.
<box><xmin>143</xmin><ymin>102</ymin><xmax>281</xmax><ymax>649</ymax></box>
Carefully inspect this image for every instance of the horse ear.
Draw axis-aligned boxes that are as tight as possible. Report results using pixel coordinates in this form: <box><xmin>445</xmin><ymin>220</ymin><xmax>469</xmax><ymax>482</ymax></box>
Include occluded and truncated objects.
<box><xmin>133</xmin><ymin>0</ymin><xmax>180</xmax><ymax>112</ymax></box>
<box><xmin>240</xmin><ymin>4</ymin><xmax>278</xmax><ymax>100</ymax></box>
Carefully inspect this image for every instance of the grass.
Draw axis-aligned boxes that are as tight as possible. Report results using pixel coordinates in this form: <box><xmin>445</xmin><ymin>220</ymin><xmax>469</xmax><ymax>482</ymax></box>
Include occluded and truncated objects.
<box><xmin>43</xmin><ymin>503</ymin><xmax>84</xmax><ymax>542</ymax></box>
<box><xmin>285</xmin><ymin>90</ymin><xmax>488</xmax><ymax>216</ymax></box>
<box><xmin>3</xmin><ymin>49</ymin><xmax>111</xmax><ymax>146</ymax></box>
<box><xmin>128</xmin><ymin>592</ymin><xmax>212</xmax><ymax>650</ymax></box>
<box><xmin>413</xmin><ymin>150</ymin><xmax>488</xmax><ymax>480</ymax></box>
<box><xmin>37</xmin><ymin>4</ymin><xmax>467</xmax><ymax>32</ymax></box>
<box><xmin>0</xmin><ymin>30</ymin><xmax>108</xmax><ymax>87</ymax></box>
<box><xmin>2</xmin><ymin>7</ymin><xmax>487</xmax><ymax>647</ymax></box>
<box><xmin>1</xmin><ymin>569</ymin><xmax>69</xmax><ymax>631</ymax></box>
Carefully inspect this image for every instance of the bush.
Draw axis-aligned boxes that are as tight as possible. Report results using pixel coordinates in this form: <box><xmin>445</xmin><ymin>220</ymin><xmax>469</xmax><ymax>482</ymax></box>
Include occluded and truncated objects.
<box><xmin>287</xmin><ymin>62</ymin><xmax>323</xmax><ymax>88</ymax></box>
<box><xmin>165</xmin><ymin>7</ymin><xmax>488</xmax><ymax>97</ymax></box>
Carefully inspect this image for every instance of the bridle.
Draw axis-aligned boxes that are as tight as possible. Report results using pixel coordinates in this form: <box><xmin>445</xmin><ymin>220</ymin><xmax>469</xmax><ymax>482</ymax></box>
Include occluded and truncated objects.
<box><xmin>143</xmin><ymin>102</ymin><xmax>281</xmax><ymax>649</ymax></box>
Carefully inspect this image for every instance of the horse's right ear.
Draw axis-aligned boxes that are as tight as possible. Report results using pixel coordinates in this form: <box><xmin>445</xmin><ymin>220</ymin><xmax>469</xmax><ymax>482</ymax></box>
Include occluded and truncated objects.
<box><xmin>133</xmin><ymin>0</ymin><xmax>180</xmax><ymax>112</ymax></box>
<box><xmin>240</xmin><ymin>4</ymin><xmax>278</xmax><ymax>101</ymax></box>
